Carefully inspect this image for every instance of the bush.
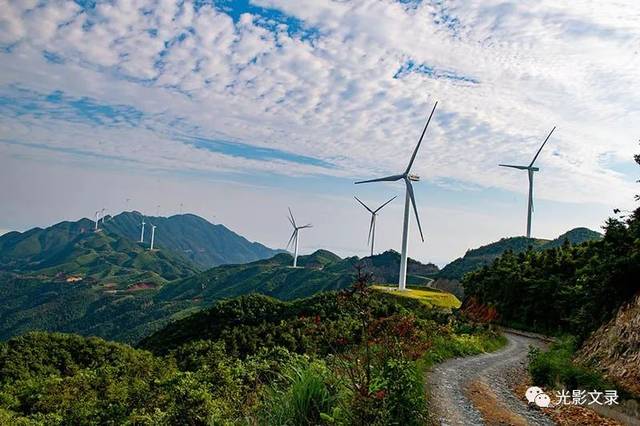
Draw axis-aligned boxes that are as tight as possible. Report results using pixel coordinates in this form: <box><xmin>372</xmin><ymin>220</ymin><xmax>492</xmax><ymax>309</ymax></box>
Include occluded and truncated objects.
<box><xmin>528</xmin><ymin>337</ymin><xmax>611</xmax><ymax>391</ymax></box>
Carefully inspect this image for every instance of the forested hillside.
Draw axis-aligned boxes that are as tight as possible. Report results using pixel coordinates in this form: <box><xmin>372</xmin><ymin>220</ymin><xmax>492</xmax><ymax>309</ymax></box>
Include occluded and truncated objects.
<box><xmin>437</xmin><ymin>227</ymin><xmax>602</xmax><ymax>281</ymax></box>
<box><xmin>463</xmin><ymin>153</ymin><xmax>639</xmax><ymax>340</ymax></box>
<box><xmin>0</xmin><ymin>281</ymin><xmax>502</xmax><ymax>425</ymax></box>
<box><xmin>0</xmin><ymin>247</ymin><xmax>439</xmax><ymax>343</ymax></box>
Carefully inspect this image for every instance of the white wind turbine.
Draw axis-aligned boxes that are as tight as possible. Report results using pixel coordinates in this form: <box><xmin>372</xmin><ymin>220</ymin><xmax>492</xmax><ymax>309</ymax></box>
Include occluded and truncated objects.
<box><xmin>149</xmin><ymin>224</ymin><xmax>157</xmax><ymax>251</ymax></box>
<box><xmin>355</xmin><ymin>101</ymin><xmax>438</xmax><ymax>290</ymax></box>
<box><xmin>286</xmin><ymin>208</ymin><xmax>312</xmax><ymax>268</ymax></box>
<box><xmin>139</xmin><ymin>218</ymin><xmax>146</xmax><ymax>243</ymax></box>
<box><xmin>94</xmin><ymin>210</ymin><xmax>100</xmax><ymax>231</ymax></box>
<box><xmin>354</xmin><ymin>195</ymin><xmax>397</xmax><ymax>257</ymax></box>
<box><xmin>499</xmin><ymin>127</ymin><xmax>555</xmax><ymax>238</ymax></box>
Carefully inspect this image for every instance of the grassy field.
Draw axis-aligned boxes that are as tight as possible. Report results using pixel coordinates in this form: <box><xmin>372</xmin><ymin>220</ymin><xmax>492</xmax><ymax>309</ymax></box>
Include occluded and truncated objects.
<box><xmin>372</xmin><ymin>284</ymin><xmax>462</xmax><ymax>309</ymax></box>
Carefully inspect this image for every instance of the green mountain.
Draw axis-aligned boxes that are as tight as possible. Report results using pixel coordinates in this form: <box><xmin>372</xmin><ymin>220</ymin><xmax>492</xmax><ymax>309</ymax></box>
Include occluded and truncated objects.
<box><xmin>0</xmin><ymin>212</ymin><xmax>282</xmax><ymax>272</ymax></box>
<box><xmin>0</xmin><ymin>247</ymin><xmax>438</xmax><ymax>343</ymax></box>
<box><xmin>0</xmin><ymin>225</ymin><xmax>197</xmax><ymax>284</ymax></box>
<box><xmin>437</xmin><ymin>227</ymin><xmax>602</xmax><ymax>281</ymax></box>
<box><xmin>103</xmin><ymin>211</ymin><xmax>281</xmax><ymax>268</ymax></box>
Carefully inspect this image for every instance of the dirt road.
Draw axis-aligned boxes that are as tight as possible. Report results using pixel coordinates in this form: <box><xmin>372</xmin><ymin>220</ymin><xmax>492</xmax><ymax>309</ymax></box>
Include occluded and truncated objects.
<box><xmin>427</xmin><ymin>332</ymin><xmax>553</xmax><ymax>425</ymax></box>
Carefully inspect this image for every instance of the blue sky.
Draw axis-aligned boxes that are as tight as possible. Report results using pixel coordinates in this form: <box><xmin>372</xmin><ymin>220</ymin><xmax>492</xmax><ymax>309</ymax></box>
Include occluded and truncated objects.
<box><xmin>1</xmin><ymin>0</ymin><xmax>639</xmax><ymax>264</ymax></box>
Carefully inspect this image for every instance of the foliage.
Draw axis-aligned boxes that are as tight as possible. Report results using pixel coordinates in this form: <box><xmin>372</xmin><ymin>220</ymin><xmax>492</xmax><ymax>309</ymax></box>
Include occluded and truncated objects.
<box><xmin>372</xmin><ymin>285</ymin><xmax>461</xmax><ymax>309</ymax></box>
<box><xmin>438</xmin><ymin>228</ymin><xmax>601</xmax><ymax>281</ymax></box>
<box><xmin>462</xmin><ymin>209</ymin><xmax>640</xmax><ymax>339</ymax></box>
<box><xmin>528</xmin><ymin>337</ymin><xmax>613</xmax><ymax>393</ymax></box>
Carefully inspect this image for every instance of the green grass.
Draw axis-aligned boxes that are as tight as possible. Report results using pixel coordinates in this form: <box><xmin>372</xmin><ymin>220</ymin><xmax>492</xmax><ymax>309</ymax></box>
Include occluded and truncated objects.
<box><xmin>371</xmin><ymin>285</ymin><xmax>461</xmax><ymax>309</ymax></box>
<box><xmin>422</xmin><ymin>332</ymin><xmax>507</xmax><ymax>368</ymax></box>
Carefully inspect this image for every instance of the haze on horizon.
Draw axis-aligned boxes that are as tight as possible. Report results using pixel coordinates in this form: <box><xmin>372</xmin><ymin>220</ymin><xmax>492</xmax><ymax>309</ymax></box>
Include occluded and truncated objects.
<box><xmin>1</xmin><ymin>0</ymin><xmax>639</xmax><ymax>266</ymax></box>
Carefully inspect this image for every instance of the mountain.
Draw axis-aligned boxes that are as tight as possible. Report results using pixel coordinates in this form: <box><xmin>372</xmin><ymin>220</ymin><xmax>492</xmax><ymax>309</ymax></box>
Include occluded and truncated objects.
<box><xmin>0</xmin><ymin>212</ymin><xmax>282</xmax><ymax>272</ymax></box>
<box><xmin>103</xmin><ymin>211</ymin><xmax>281</xmax><ymax>268</ymax></box>
<box><xmin>0</xmin><ymin>248</ymin><xmax>439</xmax><ymax>343</ymax></box>
<box><xmin>0</xmin><ymin>223</ymin><xmax>197</xmax><ymax>283</ymax></box>
<box><xmin>437</xmin><ymin>227</ymin><xmax>602</xmax><ymax>281</ymax></box>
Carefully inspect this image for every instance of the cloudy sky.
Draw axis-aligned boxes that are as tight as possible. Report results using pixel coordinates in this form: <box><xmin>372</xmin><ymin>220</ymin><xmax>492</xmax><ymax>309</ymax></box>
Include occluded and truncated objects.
<box><xmin>1</xmin><ymin>0</ymin><xmax>639</xmax><ymax>265</ymax></box>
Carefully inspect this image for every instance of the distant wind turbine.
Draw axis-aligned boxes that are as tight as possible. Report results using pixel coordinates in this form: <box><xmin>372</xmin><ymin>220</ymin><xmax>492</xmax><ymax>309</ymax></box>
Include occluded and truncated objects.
<box><xmin>286</xmin><ymin>208</ymin><xmax>312</xmax><ymax>268</ymax></box>
<box><xmin>139</xmin><ymin>218</ymin><xmax>146</xmax><ymax>243</ymax></box>
<box><xmin>149</xmin><ymin>225</ymin><xmax>157</xmax><ymax>250</ymax></box>
<box><xmin>354</xmin><ymin>195</ymin><xmax>397</xmax><ymax>257</ymax></box>
<box><xmin>499</xmin><ymin>126</ymin><xmax>555</xmax><ymax>238</ymax></box>
<box><xmin>95</xmin><ymin>210</ymin><xmax>100</xmax><ymax>231</ymax></box>
<box><xmin>355</xmin><ymin>101</ymin><xmax>438</xmax><ymax>290</ymax></box>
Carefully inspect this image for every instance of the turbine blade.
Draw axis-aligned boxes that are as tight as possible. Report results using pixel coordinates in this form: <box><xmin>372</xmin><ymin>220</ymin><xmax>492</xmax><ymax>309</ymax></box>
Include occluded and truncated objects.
<box><xmin>299</xmin><ymin>224</ymin><xmax>313</xmax><ymax>229</ymax></box>
<box><xmin>499</xmin><ymin>164</ymin><xmax>529</xmax><ymax>170</ymax></box>
<box><xmin>355</xmin><ymin>174</ymin><xmax>404</xmax><ymax>184</ymax></box>
<box><xmin>367</xmin><ymin>214</ymin><xmax>374</xmax><ymax>245</ymax></box>
<box><xmin>374</xmin><ymin>195</ymin><xmax>397</xmax><ymax>213</ymax></box>
<box><xmin>354</xmin><ymin>196</ymin><xmax>374</xmax><ymax>213</ymax></box>
<box><xmin>286</xmin><ymin>230</ymin><xmax>297</xmax><ymax>250</ymax></box>
<box><xmin>529</xmin><ymin>126</ymin><xmax>556</xmax><ymax>167</ymax></box>
<box><xmin>405</xmin><ymin>101</ymin><xmax>438</xmax><ymax>174</ymax></box>
<box><xmin>288</xmin><ymin>207</ymin><xmax>297</xmax><ymax>228</ymax></box>
<box><xmin>406</xmin><ymin>180</ymin><xmax>424</xmax><ymax>242</ymax></box>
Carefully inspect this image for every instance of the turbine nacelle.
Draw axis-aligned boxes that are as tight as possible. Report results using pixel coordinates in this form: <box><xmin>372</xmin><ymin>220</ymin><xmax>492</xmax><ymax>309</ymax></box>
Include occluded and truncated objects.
<box><xmin>407</xmin><ymin>174</ymin><xmax>420</xmax><ymax>182</ymax></box>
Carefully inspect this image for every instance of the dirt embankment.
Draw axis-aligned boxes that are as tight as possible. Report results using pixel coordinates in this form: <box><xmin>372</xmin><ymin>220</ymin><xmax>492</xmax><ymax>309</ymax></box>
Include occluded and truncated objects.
<box><xmin>576</xmin><ymin>293</ymin><xmax>640</xmax><ymax>397</ymax></box>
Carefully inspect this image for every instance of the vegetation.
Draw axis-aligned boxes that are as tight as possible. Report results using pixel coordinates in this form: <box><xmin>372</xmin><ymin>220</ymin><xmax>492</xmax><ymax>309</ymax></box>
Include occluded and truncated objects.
<box><xmin>462</xmin><ymin>211</ymin><xmax>639</xmax><ymax>339</ymax></box>
<box><xmin>0</xmin><ymin>245</ymin><xmax>440</xmax><ymax>343</ymax></box>
<box><xmin>371</xmin><ymin>285</ymin><xmax>461</xmax><ymax>309</ymax></box>
<box><xmin>463</xmin><ymin>152</ymin><xmax>640</xmax><ymax>340</ymax></box>
<box><xmin>437</xmin><ymin>227</ymin><xmax>602</xmax><ymax>281</ymax></box>
<box><xmin>528</xmin><ymin>337</ymin><xmax>613</xmax><ymax>394</ymax></box>
<box><xmin>0</xmin><ymin>275</ymin><xmax>504</xmax><ymax>425</ymax></box>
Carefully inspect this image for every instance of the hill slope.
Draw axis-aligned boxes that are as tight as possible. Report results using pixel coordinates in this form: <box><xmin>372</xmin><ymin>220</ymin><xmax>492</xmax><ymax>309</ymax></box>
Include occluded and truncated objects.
<box><xmin>437</xmin><ymin>227</ymin><xmax>602</xmax><ymax>281</ymax></box>
<box><xmin>0</xmin><ymin>249</ymin><xmax>439</xmax><ymax>343</ymax></box>
<box><xmin>576</xmin><ymin>292</ymin><xmax>640</xmax><ymax>397</ymax></box>
<box><xmin>103</xmin><ymin>211</ymin><xmax>281</xmax><ymax>268</ymax></box>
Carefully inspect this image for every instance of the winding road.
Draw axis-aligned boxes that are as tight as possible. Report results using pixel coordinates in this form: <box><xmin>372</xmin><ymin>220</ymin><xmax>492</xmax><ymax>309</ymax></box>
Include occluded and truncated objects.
<box><xmin>427</xmin><ymin>331</ymin><xmax>554</xmax><ymax>426</ymax></box>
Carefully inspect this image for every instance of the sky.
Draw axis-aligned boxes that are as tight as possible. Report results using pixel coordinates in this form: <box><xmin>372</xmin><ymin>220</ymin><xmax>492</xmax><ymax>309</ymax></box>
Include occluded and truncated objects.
<box><xmin>0</xmin><ymin>0</ymin><xmax>639</xmax><ymax>266</ymax></box>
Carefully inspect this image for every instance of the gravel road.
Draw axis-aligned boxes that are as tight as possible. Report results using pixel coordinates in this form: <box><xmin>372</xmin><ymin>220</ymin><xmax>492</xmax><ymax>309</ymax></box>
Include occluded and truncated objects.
<box><xmin>427</xmin><ymin>332</ymin><xmax>555</xmax><ymax>425</ymax></box>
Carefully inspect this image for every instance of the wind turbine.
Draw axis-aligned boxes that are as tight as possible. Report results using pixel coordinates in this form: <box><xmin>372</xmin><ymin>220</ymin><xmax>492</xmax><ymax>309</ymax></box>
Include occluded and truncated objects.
<box><xmin>286</xmin><ymin>208</ymin><xmax>312</xmax><ymax>268</ymax></box>
<box><xmin>354</xmin><ymin>195</ymin><xmax>397</xmax><ymax>257</ymax></box>
<box><xmin>139</xmin><ymin>218</ymin><xmax>146</xmax><ymax>243</ymax></box>
<box><xmin>149</xmin><ymin>225</ymin><xmax>157</xmax><ymax>250</ymax></box>
<box><xmin>499</xmin><ymin>126</ymin><xmax>555</xmax><ymax>238</ymax></box>
<box><xmin>355</xmin><ymin>101</ymin><xmax>438</xmax><ymax>290</ymax></box>
<box><xmin>95</xmin><ymin>210</ymin><xmax>100</xmax><ymax>231</ymax></box>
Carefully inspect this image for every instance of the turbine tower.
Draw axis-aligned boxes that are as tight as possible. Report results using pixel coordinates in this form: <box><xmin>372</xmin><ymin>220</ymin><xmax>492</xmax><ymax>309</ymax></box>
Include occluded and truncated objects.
<box><xmin>139</xmin><ymin>218</ymin><xmax>146</xmax><ymax>243</ymax></box>
<box><xmin>95</xmin><ymin>210</ymin><xmax>100</xmax><ymax>231</ymax></box>
<box><xmin>355</xmin><ymin>101</ymin><xmax>438</xmax><ymax>290</ymax></box>
<box><xmin>499</xmin><ymin>127</ymin><xmax>555</xmax><ymax>238</ymax></box>
<box><xmin>149</xmin><ymin>225</ymin><xmax>157</xmax><ymax>250</ymax></box>
<box><xmin>286</xmin><ymin>208</ymin><xmax>312</xmax><ymax>268</ymax></box>
<box><xmin>354</xmin><ymin>195</ymin><xmax>397</xmax><ymax>257</ymax></box>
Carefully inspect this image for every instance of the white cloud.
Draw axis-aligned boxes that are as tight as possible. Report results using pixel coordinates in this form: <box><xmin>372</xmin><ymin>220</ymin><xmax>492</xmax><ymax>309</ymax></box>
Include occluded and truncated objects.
<box><xmin>0</xmin><ymin>0</ymin><xmax>639</xmax><ymax>255</ymax></box>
